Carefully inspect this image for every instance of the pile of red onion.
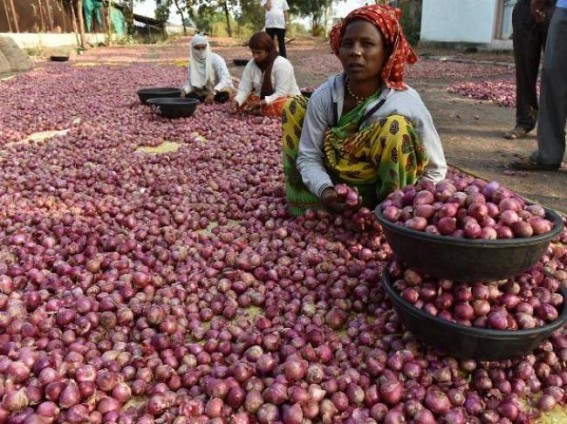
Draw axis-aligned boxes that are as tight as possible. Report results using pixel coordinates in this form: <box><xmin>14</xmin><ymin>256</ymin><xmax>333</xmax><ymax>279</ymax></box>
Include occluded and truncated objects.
<box><xmin>389</xmin><ymin>259</ymin><xmax>565</xmax><ymax>330</ymax></box>
<box><xmin>0</xmin><ymin>45</ymin><xmax>565</xmax><ymax>423</ymax></box>
<box><xmin>380</xmin><ymin>178</ymin><xmax>556</xmax><ymax>239</ymax></box>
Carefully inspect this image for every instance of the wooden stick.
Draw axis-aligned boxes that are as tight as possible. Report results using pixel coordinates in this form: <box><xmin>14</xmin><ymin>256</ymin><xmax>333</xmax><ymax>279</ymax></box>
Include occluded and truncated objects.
<box><xmin>7</xmin><ymin>0</ymin><xmax>19</xmax><ymax>32</ymax></box>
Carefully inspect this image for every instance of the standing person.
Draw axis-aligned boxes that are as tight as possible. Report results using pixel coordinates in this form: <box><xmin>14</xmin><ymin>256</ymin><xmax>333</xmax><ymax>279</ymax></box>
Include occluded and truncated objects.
<box><xmin>231</xmin><ymin>32</ymin><xmax>301</xmax><ymax>117</ymax></box>
<box><xmin>261</xmin><ymin>0</ymin><xmax>290</xmax><ymax>58</ymax></box>
<box><xmin>181</xmin><ymin>35</ymin><xmax>234</xmax><ymax>104</ymax></box>
<box><xmin>510</xmin><ymin>0</ymin><xmax>567</xmax><ymax>170</ymax></box>
<box><xmin>504</xmin><ymin>0</ymin><xmax>554</xmax><ymax>139</ymax></box>
<box><xmin>281</xmin><ymin>5</ymin><xmax>447</xmax><ymax>216</ymax></box>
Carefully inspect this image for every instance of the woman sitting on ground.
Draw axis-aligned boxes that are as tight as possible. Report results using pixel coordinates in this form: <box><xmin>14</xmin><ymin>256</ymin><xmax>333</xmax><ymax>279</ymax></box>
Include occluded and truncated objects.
<box><xmin>231</xmin><ymin>31</ymin><xmax>301</xmax><ymax>117</ymax></box>
<box><xmin>282</xmin><ymin>4</ymin><xmax>447</xmax><ymax>216</ymax></box>
<box><xmin>182</xmin><ymin>34</ymin><xmax>234</xmax><ymax>103</ymax></box>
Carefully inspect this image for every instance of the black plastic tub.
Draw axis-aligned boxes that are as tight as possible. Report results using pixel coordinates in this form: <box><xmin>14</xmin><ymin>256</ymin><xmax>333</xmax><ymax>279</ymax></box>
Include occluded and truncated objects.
<box><xmin>137</xmin><ymin>87</ymin><xmax>182</xmax><ymax>105</ymax></box>
<box><xmin>301</xmin><ymin>90</ymin><xmax>314</xmax><ymax>98</ymax></box>
<box><xmin>50</xmin><ymin>55</ymin><xmax>69</xmax><ymax>62</ymax></box>
<box><xmin>233</xmin><ymin>59</ymin><xmax>249</xmax><ymax>66</ymax></box>
<box><xmin>375</xmin><ymin>205</ymin><xmax>563</xmax><ymax>282</ymax></box>
<box><xmin>383</xmin><ymin>269</ymin><xmax>567</xmax><ymax>360</ymax></box>
<box><xmin>147</xmin><ymin>98</ymin><xmax>198</xmax><ymax>119</ymax></box>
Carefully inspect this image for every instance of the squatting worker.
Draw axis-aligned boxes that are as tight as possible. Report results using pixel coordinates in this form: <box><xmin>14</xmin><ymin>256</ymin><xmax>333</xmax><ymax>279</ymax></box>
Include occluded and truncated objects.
<box><xmin>181</xmin><ymin>34</ymin><xmax>234</xmax><ymax>104</ymax></box>
<box><xmin>231</xmin><ymin>31</ymin><xmax>301</xmax><ymax>118</ymax></box>
<box><xmin>282</xmin><ymin>4</ymin><xmax>447</xmax><ymax>216</ymax></box>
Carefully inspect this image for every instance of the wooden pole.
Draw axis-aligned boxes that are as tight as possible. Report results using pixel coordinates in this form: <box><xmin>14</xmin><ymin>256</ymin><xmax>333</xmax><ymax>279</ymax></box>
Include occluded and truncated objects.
<box><xmin>7</xmin><ymin>0</ymin><xmax>19</xmax><ymax>32</ymax></box>
<box><xmin>73</xmin><ymin>0</ymin><xmax>87</xmax><ymax>50</ymax></box>
<box><xmin>2</xmin><ymin>0</ymin><xmax>13</xmax><ymax>32</ymax></box>
<box><xmin>107</xmin><ymin>0</ymin><xmax>113</xmax><ymax>45</ymax></box>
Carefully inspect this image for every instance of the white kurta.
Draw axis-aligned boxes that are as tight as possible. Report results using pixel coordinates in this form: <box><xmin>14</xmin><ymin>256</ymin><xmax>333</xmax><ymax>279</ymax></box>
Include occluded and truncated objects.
<box><xmin>233</xmin><ymin>56</ymin><xmax>301</xmax><ymax>106</ymax></box>
<box><xmin>183</xmin><ymin>53</ymin><xmax>234</xmax><ymax>95</ymax></box>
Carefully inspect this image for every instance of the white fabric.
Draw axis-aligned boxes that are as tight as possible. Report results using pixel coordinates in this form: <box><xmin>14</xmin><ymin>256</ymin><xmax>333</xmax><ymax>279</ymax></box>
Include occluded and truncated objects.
<box><xmin>297</xmin><ymin>73</ymin><xmax>448</xmax><ymax>198</ymax></box>
<box><xmin>234</xmin><ymin>55</ymin><xmax>301</xmax><ymax>106</ymax></box>
<box><xmin>261</xmin><ymin>0</ymin><xmax>289</xmax><ymax>29</ymax></box>
<box><xmin>184</xmin><ymin>35</ymin><xmax>234</xmax><ymax>95</ymax></box>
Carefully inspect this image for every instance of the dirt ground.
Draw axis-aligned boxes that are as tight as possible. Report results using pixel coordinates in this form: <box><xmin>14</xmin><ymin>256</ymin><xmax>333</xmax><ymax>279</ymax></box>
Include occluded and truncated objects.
<box><xmin>219</xmin><ymin>37</ymin><xmax>567</xmax><ymax>214</ymax></box>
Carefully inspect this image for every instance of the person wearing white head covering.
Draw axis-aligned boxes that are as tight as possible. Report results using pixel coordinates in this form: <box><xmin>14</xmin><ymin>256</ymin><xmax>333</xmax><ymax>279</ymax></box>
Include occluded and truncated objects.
<box><xmin>182</xmin><ymin>34</ymin><xmax>234</xmax><ymax>103</ymax></box>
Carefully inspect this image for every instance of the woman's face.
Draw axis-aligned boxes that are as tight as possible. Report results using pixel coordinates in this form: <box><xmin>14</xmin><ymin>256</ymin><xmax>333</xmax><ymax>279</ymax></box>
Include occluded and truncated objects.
<box><xmin>339</xmin><ymin>20</ymin><xmax>387</xmax><ymax>84</ymax></box>
<box><xmin>251</xmin><ymin>48</ymin><xmax>269</xmax><ymax>63</ymax></box>
<box><xmin>193</xmin><ymin>43</ymin><xmax>207</xmax><ymax>52</ymax></box>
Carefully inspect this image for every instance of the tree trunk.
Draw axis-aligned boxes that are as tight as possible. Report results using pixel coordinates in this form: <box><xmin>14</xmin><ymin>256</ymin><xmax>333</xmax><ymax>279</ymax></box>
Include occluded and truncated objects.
<box><xmin>2</xmin><ymin>0</ymin><xmax>13</xmax><ymax>32</ymax></box>
<box><xmin>107</xmin><ymin>0</ymin><xmax>113</xmax><ymax>45</ymax></box>
<box><xmin>172</xmin><ymin>0</ymin><xmax>187</xmax><ymax>35</ymax></box>
<box><xmin>7</xmin><ymin>0</ymin><xmax>19</xmax><ymax>32</ymax></box>
<box><xmin>222</xmin><ymin>1</ymin><xmax>232</xmax><ymax>37</ymax></box>
<box><xmin>76</xmin><ymin>0</ymin><xmax>87</xmax><ymax>49</ymax></box>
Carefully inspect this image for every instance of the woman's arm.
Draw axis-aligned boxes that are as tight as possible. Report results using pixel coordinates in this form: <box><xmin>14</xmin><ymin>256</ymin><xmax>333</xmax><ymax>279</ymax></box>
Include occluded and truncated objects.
<box><xmin>182</xmin><ymin>65</ymin><xmax>194</xmax><ymax>95</ymax></box>
<box><xmin>233</xmin><ymin>62</ymin><xmax>255</xmax><ymax>106</ymax></box>
<box><xmin>400</xmin><ymin>91</ymin><xmax>448</xmax><ymax>182</ymax></box>
<box><xmin>212</xmin><ymin>54</ymin><xmax>234</xmax><ymax>92</ymax></box>
<box><xmin>296</xmin><ymin>89</ymin><xmax>335</xmax><ymax>198</ymax></box>
<box><xmin>264</xmin><ymin>58</ymin><xmax>300</xmax><ymax>105</ymax></box>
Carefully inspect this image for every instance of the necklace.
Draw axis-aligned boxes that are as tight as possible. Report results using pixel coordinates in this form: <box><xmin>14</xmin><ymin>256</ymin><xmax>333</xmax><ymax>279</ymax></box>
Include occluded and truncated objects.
<box><xmin>346</xmin><ymin>82</ymin><xmax>370</xmax><ymax>105</ymax></box>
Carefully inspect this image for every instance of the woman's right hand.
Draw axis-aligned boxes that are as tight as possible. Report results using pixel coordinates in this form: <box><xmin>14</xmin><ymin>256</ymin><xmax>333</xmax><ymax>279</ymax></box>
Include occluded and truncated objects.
<box><xmin>229</xmin><ymin>101</ymin><xmax>240</xmax><ymax>113</ymax></box>
<box><xmin>321</xmin><ymin>187</ymin><xmax>348</xmax><ymax>212</ymax></box>
<box><xmin>180</xmin><ymin>91</ymin><xmax>187</xmax><ymax>98</ymax></box>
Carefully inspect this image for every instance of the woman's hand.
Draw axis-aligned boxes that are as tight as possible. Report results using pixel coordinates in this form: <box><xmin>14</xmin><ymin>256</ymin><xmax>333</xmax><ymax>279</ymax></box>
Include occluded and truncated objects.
<box><xmin>247</xmin><ymin>100</ymin><xmax>264</xmax><ymax>115</ymax></box>
<box><xmin>321</xmin><ymin>184</ymin><xmax>361</xmax><ymax>212</ymax></box>
<box><xmin>321</xmin><ymin>187</ymin><xmax>348</xmax><ymax>212</ymax></box>
<box><xmin>229</xmin><ymin>101</ymin><xmax>240</xmax><ymax>113</ymax></box>
<box><xmin>531</xmin><ymin>0</ymin><xmax>547</xmax><ymax>23</ymax></box>
<box><xmin>204</xmin><ymin>94</ymin><xmax>215</xmax><ymax>104</ymax></box>
<box><xmin>180</xmin><ymin>91</ymin><xmax>187</xmax><ymax>99</ymax></box>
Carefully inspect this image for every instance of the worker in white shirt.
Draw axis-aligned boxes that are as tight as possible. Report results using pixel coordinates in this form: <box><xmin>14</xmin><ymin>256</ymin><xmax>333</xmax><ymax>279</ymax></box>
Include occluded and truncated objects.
<box><xmin>261</xmin><ymin>0</ymin><xmax>290</xmax><ymax>58</ymax></box>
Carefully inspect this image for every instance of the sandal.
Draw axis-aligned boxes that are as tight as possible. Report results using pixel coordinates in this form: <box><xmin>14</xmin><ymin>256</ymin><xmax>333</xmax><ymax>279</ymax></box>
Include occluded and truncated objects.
<box><xmin>508</xmin><ymin>157</ymin><xmax>560</xmax><ymax>171</ymax></box>
<box><xmin>504</xmin><ymin>126</ymin><xmax>530</xmax><ymax>140</ymax></box>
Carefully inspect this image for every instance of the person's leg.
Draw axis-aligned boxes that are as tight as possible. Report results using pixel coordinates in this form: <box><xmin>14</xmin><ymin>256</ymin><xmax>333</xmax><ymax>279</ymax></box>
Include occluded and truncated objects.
<box><xmin>507</xmin><ymin>1</ymin><xmax>540</xmax><ymax>136</ymax></box>
<box><xmin>276</xmin><ymin>28</ymin><xmax>287</xmax><ymax>58</ymax></box>
<box><xmin>282</xmin><ymin>97</ymin><xmax>320</xmax><ymax>216</ymax></box>
<box><xmin>532</xmin><ymin>8</ymin><xmax>567</xmax><ymax>166</ymax></box>
<box><xmin>265</xmin><ymin>27</ymin><xmax>277</xmax><ymax>42</ymax></box>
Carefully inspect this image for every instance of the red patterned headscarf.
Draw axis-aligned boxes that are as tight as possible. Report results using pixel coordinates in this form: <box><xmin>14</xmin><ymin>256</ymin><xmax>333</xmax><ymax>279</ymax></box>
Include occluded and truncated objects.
<box><xmin>330</xmin><ymin>4</ymin><xmax>418</xmax><ymax>90</ymax></box>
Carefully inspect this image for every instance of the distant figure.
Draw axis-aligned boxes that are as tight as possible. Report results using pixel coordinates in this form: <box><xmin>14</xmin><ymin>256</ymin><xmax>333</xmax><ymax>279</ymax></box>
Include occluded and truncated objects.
<box><xmin>231</xmin><ymin>32</ymin><xmax>300</xmax><ymax>117</ymax></box>
<box><xmin>261</xmin><ymin>0</ymin><xmax>290</xmax><ymax>58</ymax></box>
<box><xmin>182</xmin><ymin>35</ymin><xmax>234</xmax><ymax>104</ymax></box>
<box><xmin>510</xmin><ymin>0</ymin><xmax>567</xmax><ymax>170</ymax></box>
<box><xmin>504</xmin><ymin>0</ymin><xmax>554</xmax><ymax>139</ymax></box>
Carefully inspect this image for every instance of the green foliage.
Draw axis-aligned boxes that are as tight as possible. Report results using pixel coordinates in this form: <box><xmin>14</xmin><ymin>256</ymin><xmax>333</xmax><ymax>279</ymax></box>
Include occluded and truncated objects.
<box><xmin>399</xmin><ymin>1</ymin><xmax>421</xmax><ymax>47</ymax></box>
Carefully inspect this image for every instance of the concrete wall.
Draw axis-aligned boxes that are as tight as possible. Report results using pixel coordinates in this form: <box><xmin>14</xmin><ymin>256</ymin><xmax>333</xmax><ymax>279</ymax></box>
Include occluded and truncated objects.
<box><xmin>0</xmin><ymin>33</ymin><xmax>114</xmax><ymax>50</ymax></box>
<box><xmin>421</xmin><ymin>0</ymin><xmax>499</xmax><ymax>44</ymax></box>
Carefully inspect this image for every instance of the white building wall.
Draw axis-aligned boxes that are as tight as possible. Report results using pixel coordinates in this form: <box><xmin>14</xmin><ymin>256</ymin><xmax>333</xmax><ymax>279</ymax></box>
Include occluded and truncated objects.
<box><xmin>421</xmin><ymin>0</ymin><xmax>499</xmax><ymax>44</ymax></box>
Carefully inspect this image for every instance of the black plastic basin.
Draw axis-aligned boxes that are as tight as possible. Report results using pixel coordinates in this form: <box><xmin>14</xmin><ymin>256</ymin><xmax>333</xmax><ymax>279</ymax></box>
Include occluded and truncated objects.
<box><xmin>383</xmin><ymin>269</ymin><xmax>567</xmax><ymax>360</ymax></box>
<box><xmin>375</xmin><ymin>205</ymin><xmax>563</xmax><ymax>282</ymax></box>
<box><xmin>147</xmin><ymin>98</ymin><xmax>198</xmax><ymax>119</ymax></box>
<box><xmin>233</xmin><ymin>59</ymin><xmax>249</xmax><ymax>66</ymax></box>
<box><xmin>137</xmin><ymin>87</ymin><xmax>182</xmax><ymax>105</ymax></box>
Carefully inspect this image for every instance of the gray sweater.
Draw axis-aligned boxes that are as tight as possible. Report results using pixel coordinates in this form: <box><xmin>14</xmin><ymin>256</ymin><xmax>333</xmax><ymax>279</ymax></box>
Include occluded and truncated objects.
<box><xmin>296</xmin><ymin>73</ymin><xmax>448</xmax><ymax>198</ymax></box>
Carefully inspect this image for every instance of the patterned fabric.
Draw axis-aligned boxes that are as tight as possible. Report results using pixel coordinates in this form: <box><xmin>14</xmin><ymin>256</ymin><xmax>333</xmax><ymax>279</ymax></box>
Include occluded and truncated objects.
<box><xmin>282</xmin><ymin>96</ymin><xmax>321</xmax><ymax>216</ymax></box>
<box><xmin>329</xmin><ymin>4</ymin><xmax>418</xmax><ymax>90</ymax></box>
<box><xmin>239</xmin><ymin>94</ymin><xmax>289</xmax><ymax>118</ymax></box>
<box><xmin>282</xmin><ymin>97</ymin><xmax>428</xmax><ymax>215</ymax></box>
